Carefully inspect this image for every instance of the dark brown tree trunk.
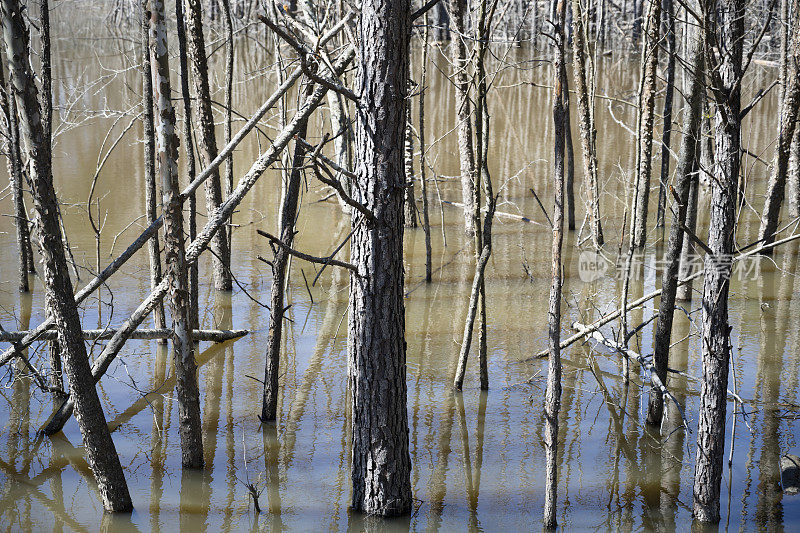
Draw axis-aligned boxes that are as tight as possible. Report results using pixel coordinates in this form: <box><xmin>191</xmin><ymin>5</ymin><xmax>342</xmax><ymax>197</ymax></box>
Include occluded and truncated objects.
<box><xmin>261</xmin><ymin>81</ymin><xmax>313</xmax><ymax>423</ymax></box>
<box><xmin>646</xmin><ymin>26</ymin><xmax>703</xmax><ymax>426</ymax></box>
<box><xmin>544</xmin><ymin>0</ymin><xmax>566</xmax><ymax>526</ymax></box>
<box><xmin>0</xmin><ymin>0</ymin><xmax>133</xmax><ymax>512</ymax></box>
<box><xmin>692</xmin><ymin>0</ymin><xmax>743</xmax><ymax>521</ymax></box>
<box><xmin>0</xmin><ymin>55</ymin><xmax>29</xmax><ymax>292</ymax></box>
<box><xmin>186</xmin><ymin>0</ymin><xmax>233</xmax><ymax>291</ymax></box>
<box><xmin>655</xmin><ymin>0</ymin><xmax>676</xmax><ymax>228</ymax></box>
<box><xmin>759</xmin><ymin>0</ymin><xmax>800</xmax><ymax>250</ymax></box>
<box><xmin>348</xmin><ymin>0</ymin><xmax>412</xmax><ymax>516</ymax></box>
<box><xmin>141</xmin><ymin>0</ymin><xmax>166</xmax><ymax>336</ymax></box>
<box><xmin>420</xmin><ymin>14</ymin><xmax>433</xmax><ymax>282</ymax></box>
<box><xmin>148</xmin><ymin>0</ymin><xmax>204</xmax><ymax>469</ymax></box>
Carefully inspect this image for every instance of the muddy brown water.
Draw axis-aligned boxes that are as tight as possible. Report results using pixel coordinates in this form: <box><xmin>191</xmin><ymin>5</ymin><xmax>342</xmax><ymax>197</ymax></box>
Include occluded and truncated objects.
<box><xmin>0</xmin><ymin>13</ymin><xmax>797</xmax><ymax>532</ymax></box>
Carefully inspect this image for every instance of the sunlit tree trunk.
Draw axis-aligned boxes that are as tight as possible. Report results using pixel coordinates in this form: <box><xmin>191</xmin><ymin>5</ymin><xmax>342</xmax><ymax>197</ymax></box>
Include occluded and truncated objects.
<box><xmin>544</xmin><ymin>0</ymin><xmax>566</xmax><ymax>526</ymax></box>
<box><xmin>149</xmin><ymin>0</ymin><xmax>204</xmax><ymax>469</ymax></box>
<box><xmin>448</xmin><ymin>0</ymin><xmax>477</xmax><ymax>236</ymax></box>
<box><xmin>570</xmin><ymin>0</ymin><xmax>604</xmax><ymax>248</ymax></box>
<box><xmin>632</xmin><ymin>0</ymin><xmax>662</xmax><ymax>248</ymax></box>
<box><xmin>349</xmin><ymin>0</ymin><xmax>412</xmax><ymax>515</ymax></box>
<box><xmin>0</xmin><ymin>0</ymin><xmax>133</xmax><ymax>512</ymax></box>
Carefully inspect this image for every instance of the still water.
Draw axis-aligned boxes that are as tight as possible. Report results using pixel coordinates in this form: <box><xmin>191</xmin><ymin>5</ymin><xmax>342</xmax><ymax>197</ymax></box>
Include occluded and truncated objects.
<box><xmin>0</xmin><ymin>11</ymin><xmax>797</xmax><ymax>532</ymax></box>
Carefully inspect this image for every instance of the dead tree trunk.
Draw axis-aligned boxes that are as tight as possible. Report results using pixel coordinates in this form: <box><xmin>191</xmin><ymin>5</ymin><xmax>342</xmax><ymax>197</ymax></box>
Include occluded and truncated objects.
<box><xmin>148</xmin><ymin>0</ymin><xmax>204</xmax><ymax>469</ymax></box>
<box><xmin>0</xmin><ymin>56</ymin><xmax>29</xmax><ymax>292</ymax></box>
<box><xmin>692</xmin><ymin>0</ymin><xmax>743</xmax><ymax>521</ymax></box>
<box><xmin>570</xmin><ymin>0</ymin><xmax>604</xmax><ymax>248</ymax></box>
<box><xmin>261</xmin><ymin>81</ymin><xmax>313</xmax><ymax>423</ymax></box>
<box><xmin>221</xmin><ymin>0</ymin><xmax>234</xmax><ymax>253</ymax></box>
<box><xmin>646</xmin><ymin>25</ymin><xmax>704</xmax><ymax>426</ymax></box>
<box><xmin>349</xmin><ymin>0</ymin><xmax>412</xmax><ymax>516</ymax></box>
<box><xmin>544</xmin><ymin>0</ymin><xmax>566</xmax><ymax>526</ymax></box>
<box><xmin>655</xmin><ymin>0</ymin><xmax>676</xmax><ymax>228</ymax></box>
<box><xmin>140</xmin><ymin>1</ymin><xmax>166</xmax><ymax>335</ymax></box>
<box><xmin>175</xmin><ymin>0</ymin><xmax>200</xmax><ymax>330</ymax></box>
<box><xmin>420</xmin><ymin>13</ymin><xmax>433</xmax><ymax>282</ymax></box>
<box><xmin>631</xmin><ymin>0</ymin><xmax>662</xmax><ymax>248</ymax></box>
<box><xmin>448</xmin><ymin>0</ymin><xmax>477</xmax><ymax>236</ymax></box>
<box><xmin>565</xmin><ymin>82</ymin><xmax>575</xmax><ymax>231</ymax></box>
<box><xmin>759</xmin><ymin>0</ymin><xmax>800</xmax><ymax>250</ymax></box>
<box><xmin>0</xmin><ymin>0</ymin><xmax>133</xmax><ymax>512</ymax></box>
<box><xmin>186</xmin><ymin>0</ymin><xmax>233</xmax><ymax>291</ymax></box>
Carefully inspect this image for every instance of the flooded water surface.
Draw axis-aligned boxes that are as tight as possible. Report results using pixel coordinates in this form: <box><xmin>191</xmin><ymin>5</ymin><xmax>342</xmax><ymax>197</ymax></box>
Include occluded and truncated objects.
<box><xmin>0</xmin><ymin>10</ymin><xmax>798</xmax><ymax>532</ymax></box>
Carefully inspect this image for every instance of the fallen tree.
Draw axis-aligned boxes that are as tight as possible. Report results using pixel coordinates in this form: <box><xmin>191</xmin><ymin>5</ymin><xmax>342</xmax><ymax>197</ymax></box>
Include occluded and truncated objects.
<box><xmin>0</xmin><ymin>329</ymin><xmax>247</xmax><ymax>342</ymax></box>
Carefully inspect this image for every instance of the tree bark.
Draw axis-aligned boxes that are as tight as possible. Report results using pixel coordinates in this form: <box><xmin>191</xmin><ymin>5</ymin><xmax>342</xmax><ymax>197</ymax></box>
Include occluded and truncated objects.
<box><xmin>186</xmin><ymin>0</ymin><xmax>233</xmax><ymax>291</ymax></box>
<box><xmin>348</xmin><ymin>0</ymin><xmax>412</xmax><ymax>515</ymax></box>
<box><xmin>148</xmin><ymin>0</ymin><xmax>204</xmax><ymax>469</ymax></box>
<box><xmin>544</xmin><ymin>0</ymin><xmax>566</xmax><ymax>526</ymax></box>
<box><xmin>646</xmin><ymin>25</ymin><xmax>703</xmax><ymax>426</ymax></box>
<box><xmin>0</xmin><ymin>0</ymin><xmax>133</xmax><ymax>512</ymax></box>
<box><xmin>692</xmin><ymin>0</ymin><xmax>743</xmax><ymax>520</ymax></box>
<box><xmin>420</xmin><ymin>14</ymin><xmax>433</xmax><ymax>282</ymax></box>
<box><xmin>404</xmin><ymin>90</ymin><xmax>418</xmax><ymax>227</ymax></box>
<box><xmin>261</xmin><ymin>81</ymin><xmax>313</xmax><ymax>422</ymax></box>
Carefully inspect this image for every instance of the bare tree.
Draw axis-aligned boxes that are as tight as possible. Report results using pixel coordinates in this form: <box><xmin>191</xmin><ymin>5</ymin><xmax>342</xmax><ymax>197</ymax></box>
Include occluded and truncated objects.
<box><xmin>148</xmin><ymin>0</ymin><xmax>204</xmax><ymax>469</ymax></box>
<box><xmin>448</xmin><ymin>0</ymin><xmax>478</xmax><ymax>236</ymax></box>
<box><xmin>348</xmin><ymin>0</ymin><xmax>412</xmax><ymax>515</ymax></box>
<box><xmin>570</xmin><ymin>0</ymin><xmax>604</xmax><ymax>248</ymax></box>
<box><xmin>759</xmin><ymin>0</ymin><xmax>800</xmax><ymax>249</ymax></box>
<box><xmin>0</xmin><ymin>0</ymin><xmax>132</xmax><ymax>512</ymax></box>
<box><xmin>544</xmin><ymin>0</ymin><xmax>566</xmax><ymax>525</ymax></box>
<box><xmin>631</xmin><ymin>0</ymin><xmax>662</xmax><ymax>248</ymax></box>
<box><xmin>186</xmin><ymin>0</ymin><xmax>233</xmax><ymax>291</ymax></box>
<box><xmin>647</xmin><ymin>19</ymin><xmax>704</xmax><ymax>426</ymax></box>
<box><xmin>692</xmin><ymin>0</ymin><xmax>744</xmax><ymax>521</ymax></box>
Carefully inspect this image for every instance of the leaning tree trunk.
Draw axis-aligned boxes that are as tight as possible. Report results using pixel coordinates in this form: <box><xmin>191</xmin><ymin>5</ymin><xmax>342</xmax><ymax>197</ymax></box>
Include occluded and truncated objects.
<box><xmin>692</xmin><ymin>0</ymin><xmax>743</xmax><ymax>521</ymax></box>
<box><xmin>758</xmin><ymin>0</ymin><xmax>800</xmax><ymax>250</ymax></box>
<box><xmin>261</xmin><ymin>81</ymin><xmax>313</xmax><ymax>423</ymax></box>
<box><xmin>148</xmin><ymin>0</ymin><xmax>204</xmax><ymax>469</ymax></box>
<box><xmin>646</xmin><ymin>24</ymin><xmax>704</xmax><ymax>426</ymax></box>
<box><xmin>448</xmin><ymin>0</ymin><xmax>478</xmax><ymax>236</ymax></box>
<box><xmin>140</xmin><ymin>1</ymin><xmax>166</xmax><ymax>335</ymax></box>
<box><xmin>349</xmin><ymin>0</ymin><xmax>412</xmax><ymax>516</ymax></box>
<box><xmin>570</xmin><ymin>0</ymin><xmax>604</xmax><ymax>248</ymax></box>
<box><xmin>186</xmin><ymin>0</ymin><xmax>232</xmax><ymax>291</ymax></box>
<box><xmin>0</xmin><ymin>0</ymin><xmax>133</xmax><ymax>512</ymax></box>
<box><xmin>544</xmin><ymin>0</ymin><xmax>566</xmax><ymax>526</ymax></box>
<box><xmin>631</xmin><ymin>0</ymin><xmax>662</xmax><ymax>248</ymax></box>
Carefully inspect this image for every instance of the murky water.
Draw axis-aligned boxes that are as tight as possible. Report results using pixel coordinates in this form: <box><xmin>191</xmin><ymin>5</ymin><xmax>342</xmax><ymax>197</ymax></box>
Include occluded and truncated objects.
<box><xmin>0</xmin><ymin>11</ymin><xmax>797</xmax><ymax>532</ymax></box>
